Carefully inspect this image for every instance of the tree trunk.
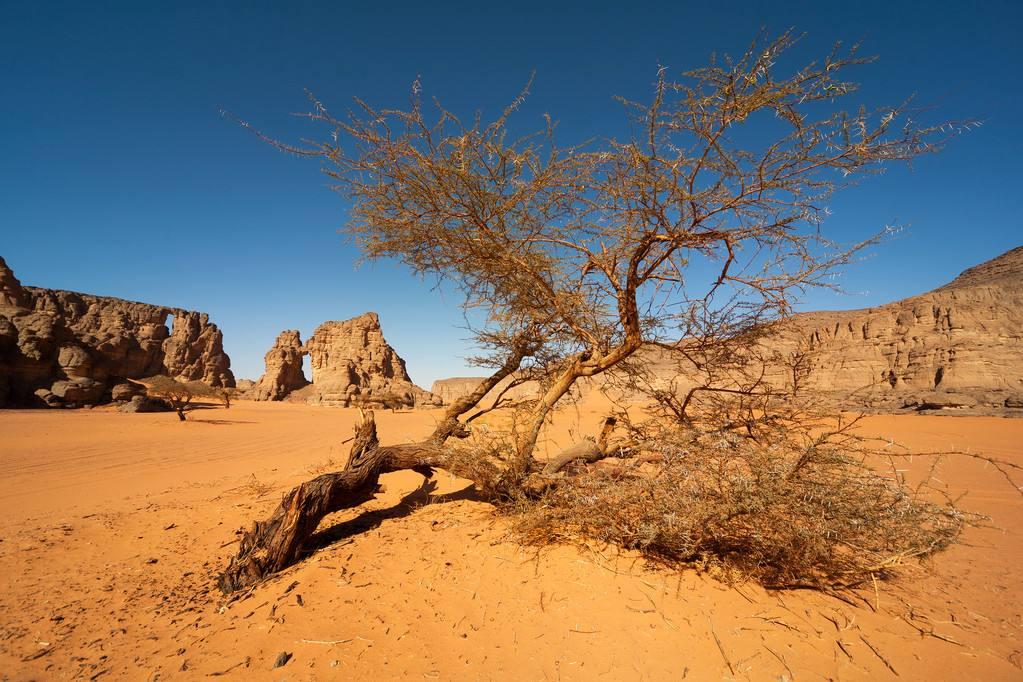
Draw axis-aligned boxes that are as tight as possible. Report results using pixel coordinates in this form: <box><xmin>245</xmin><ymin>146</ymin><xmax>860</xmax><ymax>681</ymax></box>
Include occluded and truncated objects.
<box><xmin>515</xmin><ymin>363</ymin><xmax>583</xmax><ymax>461</ymax></box>
<box><xmin>514</xmin><ymin>340</ymin><xmax>641</xmax><ymax>461</ymax></box>
<box><xmin>219</xmin><ymin>410</ymin><xmax>620</xmax><ymax>592</ymax></box>
<box><xmin>218</xmin><ymin>411</ymin><xmax>445</xmax><ymax>593</ymax></box>
<box><xmin>428</xmin><ymin>343</ymin><xmax>530</xmax><ymax>444</ymax></box>
<box><xmin>540</xmin><ymin>439</ymin><xmax>602</xmax><ymax>474</ymax></box>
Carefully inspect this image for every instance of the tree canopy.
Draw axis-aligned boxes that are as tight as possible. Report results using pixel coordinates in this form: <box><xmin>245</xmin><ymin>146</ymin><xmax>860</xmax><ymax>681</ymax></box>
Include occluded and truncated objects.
<box><xmin>237</xmin><ymin>30</ymin><xmax>966</xmax><ymax>457</ymax></box>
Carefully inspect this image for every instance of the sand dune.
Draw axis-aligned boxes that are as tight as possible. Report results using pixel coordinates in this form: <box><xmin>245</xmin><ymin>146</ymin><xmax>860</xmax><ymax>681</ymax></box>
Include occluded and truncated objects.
<box><xmin>1</xmin><ymin>401</ymin><xmax>1021</xmax><ymax>680</ymax></box>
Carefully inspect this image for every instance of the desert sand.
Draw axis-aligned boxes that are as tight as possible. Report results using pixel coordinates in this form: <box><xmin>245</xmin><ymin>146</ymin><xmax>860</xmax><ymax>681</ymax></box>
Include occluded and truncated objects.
<box><xmin>1</xmin><ymin>400</ymin><xmax>1021</xmax><ymax>680</ymax></box>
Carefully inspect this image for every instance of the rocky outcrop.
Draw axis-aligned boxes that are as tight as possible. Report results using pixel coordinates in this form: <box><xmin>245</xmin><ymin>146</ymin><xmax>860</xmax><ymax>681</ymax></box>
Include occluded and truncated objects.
<box><xmin>252</xmin><ymin>312</ymin><xmax>439</xmax><ymax>407</ymax></box>
<box><xmin>0</xmin><ymin>256</ymin><xmax>234</xmax><ymax>408</ymax></box>
<box><xmin>0</xmin><ymin>257</ymin><xmax>28</xmax><ymax>308</ymax></box>
<box><xmin>251</xmin><ymin>330</ymin><xmax>308</xmax><ymax>401</ymax></box>
<box><xmin>117</xmin><ymin>395</ymin><xmax>173</xmax><ymax>413</ymax></box>
<box><xmin>301</xmin><ymin>312</ymin><xmax>439</xmax><ymax>407</ymax></box>
<box><xmin>162</xmin><ymin>311</ymin><xmax>234</xmax><ymax>386</ymax></box>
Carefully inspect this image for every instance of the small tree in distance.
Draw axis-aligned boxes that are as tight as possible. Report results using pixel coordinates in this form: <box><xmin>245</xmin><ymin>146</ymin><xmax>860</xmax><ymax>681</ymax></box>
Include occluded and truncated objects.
<box><xmin>129</xmin><ymin>376</ymin><xmax>219</xmax><ymax>421</ymax></box>
<box><xmin>220</xmin><ymin>32</ymin><xmax>981</xmax><ymax>592</ymax></box>
<box><xmin>216</xmin><ymin>387</ymin><xmax>237</xmax><ymax>409</ymax></box>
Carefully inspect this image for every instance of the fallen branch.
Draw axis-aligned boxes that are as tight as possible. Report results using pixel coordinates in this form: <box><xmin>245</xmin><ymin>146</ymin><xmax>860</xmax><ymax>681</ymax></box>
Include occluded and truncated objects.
<box><xmin>218</xmin><ymin>411</ymin><xmax>445</xmax><ymax>592</ymax></box>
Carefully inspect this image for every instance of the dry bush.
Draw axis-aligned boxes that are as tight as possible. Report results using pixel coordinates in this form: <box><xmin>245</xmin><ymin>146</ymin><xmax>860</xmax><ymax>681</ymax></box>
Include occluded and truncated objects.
<box><xmin>505</xmin><ymin>422</ymin><xmax>978</xmax><ymax>588</ymax></box>
<box><xmin>240</xmin><ymin>474</ymin><xmax>275</xmax><ymax>498</ymax></box>
<box><xmin>349</xmin><ymin>392</ymin><xmax>411</xmax><ymax>411</ymax></box>
<box><xmin>448</xmin><ymin>353</ymin><xmax>985</xmax><ymax>589</ymax></box>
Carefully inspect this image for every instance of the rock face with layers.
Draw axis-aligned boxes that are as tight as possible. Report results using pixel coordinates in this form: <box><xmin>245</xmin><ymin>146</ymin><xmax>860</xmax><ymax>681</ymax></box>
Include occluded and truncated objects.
<box><xmin>432</xmin><ymin>246</ymin><xmax>1023</xmax><ymax>414</ymax></box>
<box><xmin>430</xmin><ymin>377</ymin><xmax>488</xmax><ymax>404</ymax></box>
<box><xmin>162</xmin><ymin>311</ymin><xmax>234</xmax><ymax>387</ymax></box>
<box><xmin>783</xmin><ymin>245</ymin><xmax>1023</xmax><ymax>411</ymax></box>
<box><xmin>301</xmin><ymin>312</ymin><xmax>438</xmax><ymax>407</ymax></box>
<box><xmin>250</xmin><ymin>330</ymin><xmax>308</xmax><ymax>401</ymax></box>
<box><xmin>252</xmin><ymin>312</ymin><xmax>439</xmax><ymax>407</ymax></box>
<box><xmin>0</xmin><ymin>256</ymin><xmax>234</xmax><ymax>408</ymax></box>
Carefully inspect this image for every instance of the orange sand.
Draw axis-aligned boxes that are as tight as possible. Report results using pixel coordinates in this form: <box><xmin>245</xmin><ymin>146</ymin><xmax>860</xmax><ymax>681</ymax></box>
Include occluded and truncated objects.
<box><xmin>0</xmin><ymin>401</ymin><xmax>1020</xmax><ymax>680</ymax></box>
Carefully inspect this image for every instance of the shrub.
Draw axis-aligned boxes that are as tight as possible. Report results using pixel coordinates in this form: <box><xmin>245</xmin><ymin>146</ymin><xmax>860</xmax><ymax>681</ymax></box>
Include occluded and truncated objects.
<box><xmin>449</xmin><ymin>408</ymin><xmax>982</xmax><ymax>589</ymax></box>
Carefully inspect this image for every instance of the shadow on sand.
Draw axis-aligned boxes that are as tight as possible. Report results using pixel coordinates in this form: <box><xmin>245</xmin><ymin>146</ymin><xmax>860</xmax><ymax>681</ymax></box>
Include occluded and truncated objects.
<box><xmin>304</xmin><ymin>477</ymin><xmax>482</xmax><ymax>555</ymax></box>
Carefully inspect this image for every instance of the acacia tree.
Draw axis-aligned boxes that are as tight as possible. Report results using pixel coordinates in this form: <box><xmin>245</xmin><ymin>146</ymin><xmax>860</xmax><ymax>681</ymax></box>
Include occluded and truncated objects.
<box><xmin>130</xmin><ymin>376</ymin><xmax>223</xmax><ymax>421</ymax></box>
<box><xmin>220</xmin><ymin>32</ymin><xmax>967</xmax><ymax>591</ymax></box>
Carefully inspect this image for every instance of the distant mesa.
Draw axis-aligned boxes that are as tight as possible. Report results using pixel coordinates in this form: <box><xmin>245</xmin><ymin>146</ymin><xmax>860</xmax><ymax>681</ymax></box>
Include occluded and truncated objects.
<box><xmin>250</xmin><ymin>313</ymin><xmax>441</xmax><ymax>408</ymax></box>
<box><xmin>234</xmin><ymin>378</ymin><xmax>256</xmax><ymax>391</ymax></box>
<box><xmin>0</xmin><ymin>256</ymin><xmax>234</xmax><ymax>408</ymax></box>
<box><xmin>430</xmin><ymin>377</ymin><xmax>491</xmax><ymax>404</ymax></box>
<box><xmin>781</xmin><ymin>244</ymin><xmax>1023</xmax><ymax>412</ymax></box>
<box><xmin>433</xmin><ymin>246</ymin><xmax>1023</xmax><ymax>415</ymax></box>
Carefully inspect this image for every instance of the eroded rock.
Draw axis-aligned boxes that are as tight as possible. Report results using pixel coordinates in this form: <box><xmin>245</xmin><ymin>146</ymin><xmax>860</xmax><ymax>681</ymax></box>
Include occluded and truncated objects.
<box><xmin>0</xmin><ymin>256</ymin><xmax>234</xmax><ymax>407</ymax></box>
<box><xmin>251</xmin><ymin>331</ymin><xmax>308</xmax><ymax>401</ymax></box>
<box><xmin>783</xmin><ymin>246</ymin><xmax>1023</xmax><ymax>411</ymax></box>
<box><xmin>118</xmin><ymin>395</ymin><xmax>173</xmax><ymax>413</ymax></box>
<box><xmin>301</xmin><ymin>313</ymin><xmax>438</xmax><ymax>407</ymax></box>
<box><xmin>251</xmin><ymin>313</ymin><xmax>439</xmax><ymax>407</ymax></box>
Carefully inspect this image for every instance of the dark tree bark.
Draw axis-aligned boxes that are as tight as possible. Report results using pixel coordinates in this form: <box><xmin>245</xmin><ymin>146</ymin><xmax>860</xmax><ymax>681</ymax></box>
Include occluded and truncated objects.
<box><xmin>219</xmin><ymin>410</ymin><xmax>616</xmax><ymax>593</ymax></box>
<box><xmin>218</xmin><ymin>411</ymin><xmax>445</xmax><ymax>592</ymax></box>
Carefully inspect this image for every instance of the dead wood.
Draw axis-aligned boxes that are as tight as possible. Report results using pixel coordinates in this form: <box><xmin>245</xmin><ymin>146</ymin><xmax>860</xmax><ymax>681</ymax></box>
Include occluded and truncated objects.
<box><xmin>541</xmin><ymin>417</ymin><xmax>638</xmax><ymax>475</ymax></box>
<box><xmin>218</xmin><ymin>411</ymin><xmax>445</xmax><ymax>592</ymax></box>
<box><xmin>219</xmin><ymin>409</ymin><xmax>619</xmax><ymax>592</ymax></box>
<box><xmin>541</xmin><ymin>440</ymin><xmax>604</xmax><ymax>475</ymax></box>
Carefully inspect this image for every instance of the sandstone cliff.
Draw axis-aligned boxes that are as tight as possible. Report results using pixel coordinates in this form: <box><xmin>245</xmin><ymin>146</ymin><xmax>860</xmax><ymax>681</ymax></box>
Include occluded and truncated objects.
<box><xmin>430</xmin><ymin>377</ymin><xmax>489</xmax><ymax>405</ymax></box>
<box><xmin>431</xmin><ymin>246</ymin><xmax>1023</xmax><ymax>414</ymax></box>
<box><xmin>0</xmin><ymin>256</ymin><xmax>234</xmax><ymax>407</ymax></box>
<box><xmin>784</xmin><ymin>245</ymin><xmax>1023</xmax><ymax>411</ymax></box>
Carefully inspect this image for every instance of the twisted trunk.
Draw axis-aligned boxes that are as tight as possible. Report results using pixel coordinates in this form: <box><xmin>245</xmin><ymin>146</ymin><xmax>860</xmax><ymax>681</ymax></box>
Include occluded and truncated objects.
<box><xmin>218</xmin><ymin>412</ymin><xmax>445</xmax><ymax>592</ymax></box>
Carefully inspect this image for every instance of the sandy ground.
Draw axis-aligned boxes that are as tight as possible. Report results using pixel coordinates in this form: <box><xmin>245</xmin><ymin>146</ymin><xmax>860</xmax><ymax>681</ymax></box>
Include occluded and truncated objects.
<box><xmin>1</xmin><ymin>400</ymin><xmax>1021</xmax><ymax>680</ymax></box>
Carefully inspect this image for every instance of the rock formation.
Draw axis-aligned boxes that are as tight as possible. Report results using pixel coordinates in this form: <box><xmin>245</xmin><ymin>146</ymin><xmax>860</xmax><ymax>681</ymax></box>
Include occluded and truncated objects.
<box><xmin>0</xmin><ymin>257</ymin><xmax>28</xmax><ymax>308</ymax></box>
<box><xmin>0</xmin><ymin>256</ymin><xmax>234</xmax><ymax>408</ymax></box>
<box><xmin>252</xmin><ymin>312</ymin><xmax>439</xmax><ymax>407</ymax></box>
<box><xmin>430</xmin><ymin>377</ymin><xmax>488</xmax><ymax>405</ymax></box>
<box><xmin>250</xmin><ymin>330</ymin><xmax>308</xmax><ymax>401</ymax></box>
<box><xmin>431</xmin><ymin>246</ymin><xmax>1023</xmax><ymax>414</ymax></box>
<box><xmin>162</xmin><ymin>311</ymin><xmax>234</xmax><ymax>387</ymax></box>
<box><xmin>782</xmin><ymin>245</ymin><xmax>1023</xmax><ymax>411</ymax></box>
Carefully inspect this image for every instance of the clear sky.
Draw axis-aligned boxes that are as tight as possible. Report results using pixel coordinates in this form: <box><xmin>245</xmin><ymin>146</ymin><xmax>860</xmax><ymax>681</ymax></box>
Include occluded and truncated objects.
<box><xmin>2</xmin><ymin>1</ymin><xmax>1020</xmax><ymax>386</ymax></box>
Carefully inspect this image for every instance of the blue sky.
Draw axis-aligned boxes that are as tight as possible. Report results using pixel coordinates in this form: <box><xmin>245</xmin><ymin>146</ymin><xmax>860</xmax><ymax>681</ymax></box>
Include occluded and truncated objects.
<box><xmin>2</xmin><ymin>1</ymin><xmax>1020</xmax><ymax>385</ymax></box>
